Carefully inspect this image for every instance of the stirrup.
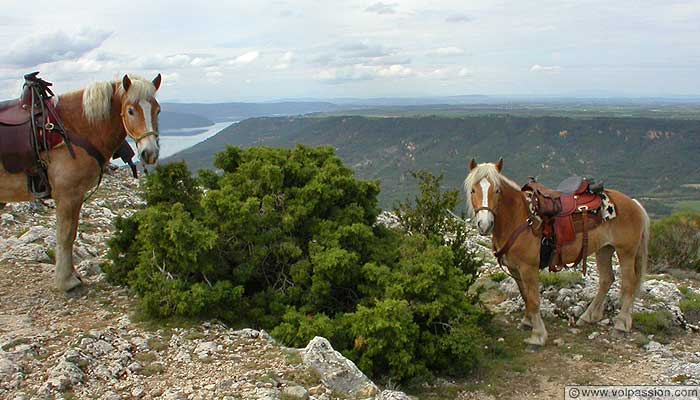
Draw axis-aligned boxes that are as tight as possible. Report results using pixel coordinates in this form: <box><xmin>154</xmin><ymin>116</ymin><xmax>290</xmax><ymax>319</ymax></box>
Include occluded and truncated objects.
<box><xmin>27</xmin><ymin>170</ymin><xmax>51</xmax><ymax>199</ymax></box>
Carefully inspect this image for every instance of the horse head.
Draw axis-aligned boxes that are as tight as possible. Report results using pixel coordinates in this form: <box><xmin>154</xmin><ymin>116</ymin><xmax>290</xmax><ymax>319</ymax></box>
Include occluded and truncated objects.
<box><xmin>466</xmin><ymin>158</ymin><xmax>504</xmax><ymax>235</ymax></box>
<box><xmin>119</xmin><ymin>74</ymin><xmax>162</xmax><ymax>165</ymax></box>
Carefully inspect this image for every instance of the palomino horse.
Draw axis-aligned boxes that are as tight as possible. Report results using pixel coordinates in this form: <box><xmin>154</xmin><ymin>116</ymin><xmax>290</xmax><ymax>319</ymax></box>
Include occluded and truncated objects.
<box><xmin>465</xmin><ymin>159</ymin><xmax>650</xmax><ymax>347</ymax></box>
<box><xmin>0</xmin><ymin>74</ymin><xmax>162</xmax><ymax>291</ymax></box>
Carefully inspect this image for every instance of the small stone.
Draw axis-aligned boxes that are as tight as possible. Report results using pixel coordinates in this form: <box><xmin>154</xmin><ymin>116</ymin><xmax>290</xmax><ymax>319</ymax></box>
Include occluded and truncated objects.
<box><xmin>101</xmin><ymin>391</ymin><xmax>121</xmax><ymax>400</ymax></box>
<box><xmin>1</xmin><ymin>213</ymin><xmax>15</xmax><ymax>225</ymax></box>
<box><xmin>308</xmin><ymin>385</ymin><xmax>325</xmax><ymax>396</ymax></box>
<box><xmin>132</xmin><ymin>387</ymin><xmax>146</xmax><ymax>398</ymax></box>
<box><xmin>379</xmin><ymin>390</ymin><xmax>412</xmax><ymax>400</ymax></box>
<box><xmin>588</xmin><ymin>332</ymin><xmax>600</xmax><ymax>340</ymax></box>
<box><xmin>553</xmin><ymin>338</ymin><xmax>564</xmax><ymax>347</ymax></box>
<box><xmin>282</xmin><ymin>385</ymin><xmax>309</xmax><ymax>400</ymax></box>
<box><xmin>599</xmin><ymin>318</ymin><xmax>610</xmax><ymax>326</ymax></box>
<box><xmin>573</xmin><ymin>354</ymin><xmax>583</xmax><ymax>361</ymax></box>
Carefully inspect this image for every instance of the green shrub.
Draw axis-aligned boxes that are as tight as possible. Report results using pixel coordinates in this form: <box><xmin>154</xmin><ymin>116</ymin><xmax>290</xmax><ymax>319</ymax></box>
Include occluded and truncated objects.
<box><xmin>105</xmin><ymin>145</ymin><xmax>487</xmax><ymax>382</ymax></box>
<box><xmin>679</xmin><ymin>288</ymin><xmax>700</xmax><ymax>324</ymax></box>
<box><xmin>539</xmin><ymin>271</ymin><xmax>584</xmax><ymax>289</ymax></box>
<box><xmin>649</xmin><ymin>212</ymin><xmax>700</xmax><ymax>272</ymax></box>
<box><xmin>632</xmin><ymin>311</ymin><xmax>674</xmax><ymax>335</ymax></box>
<box><xmin>490</xmin><ymin>271</ymin><xmax>509</xmax><ymax>283</ymax></box>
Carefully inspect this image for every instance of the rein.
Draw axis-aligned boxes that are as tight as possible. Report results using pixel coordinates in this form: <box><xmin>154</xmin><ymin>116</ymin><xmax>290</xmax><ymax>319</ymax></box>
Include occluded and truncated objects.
<box><xmin>493</xmin><ymin>217</ymin><xmax>532</xmax><ymax>267</ymax></box>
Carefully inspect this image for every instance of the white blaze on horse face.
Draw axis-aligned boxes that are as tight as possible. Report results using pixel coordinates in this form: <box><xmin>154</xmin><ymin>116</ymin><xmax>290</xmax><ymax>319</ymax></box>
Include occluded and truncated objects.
<box><xmin>476</xmin><ymin>178</ymin><xmax>495</xmax><ymax>235</ymax></box>
<box><xmin>135</xmin><ymin>100</ymin><xmax>159</xmax><ymax>164</ymax></box>
<box><xmin>139</xmin><ymin>100</ymin><xmax>154</xmax><ymax>133</ymax></box>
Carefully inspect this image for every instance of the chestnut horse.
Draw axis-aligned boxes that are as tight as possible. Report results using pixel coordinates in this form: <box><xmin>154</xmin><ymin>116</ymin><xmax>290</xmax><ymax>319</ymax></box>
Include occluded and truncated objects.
<box><xmin>465</xmin><ymin>159</ymin><xmax>649</xmax><ymax>347</ymax></box>
<box><xmin>0</xmin><ymin>74</ymin><xmax>162</xmax><ymax>291</ymax></box>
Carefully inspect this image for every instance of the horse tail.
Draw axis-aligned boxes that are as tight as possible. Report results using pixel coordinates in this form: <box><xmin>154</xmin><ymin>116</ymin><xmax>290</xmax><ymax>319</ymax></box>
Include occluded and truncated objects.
<box><xmin>633</xmin><ymin>199</ymin><xmax>650</xmax><ymax>292</ymax></box>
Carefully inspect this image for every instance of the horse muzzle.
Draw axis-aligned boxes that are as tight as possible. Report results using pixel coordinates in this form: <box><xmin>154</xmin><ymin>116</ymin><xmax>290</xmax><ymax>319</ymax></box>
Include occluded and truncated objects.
<box><xmin>136</xmin><ymin>132</ymin><xmax>160</xmax><ymax>165</ymax></box>
<box><xmin>476</xmin><ymin>209</ymin><xmax>495</xmax><ymax>236</ymax></box>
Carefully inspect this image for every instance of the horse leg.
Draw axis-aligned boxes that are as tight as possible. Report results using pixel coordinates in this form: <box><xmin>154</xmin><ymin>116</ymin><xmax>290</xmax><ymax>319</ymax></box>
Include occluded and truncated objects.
<box><xmin>521</xmin><ymin>265</ymin><xmax>547</xmax><ymax>346</ymax></box>
<box><xmin>614</xmin><ymin>249</ymin><xmax>638</xmax><ymax>332</ymax></box>
<box><xmin>508</xmin><ymin>265</ymin><xmax>532</xmax><ymax>330</ymax></box>
<box><xmin>54</xmin><ymin>198</ymin><xmax>83</xmax><ymax>291</ymax></box>
<box><xmin>578</xmin><ymin>245</ymin><xmax>615</xmax><ymax>325</ymax></box>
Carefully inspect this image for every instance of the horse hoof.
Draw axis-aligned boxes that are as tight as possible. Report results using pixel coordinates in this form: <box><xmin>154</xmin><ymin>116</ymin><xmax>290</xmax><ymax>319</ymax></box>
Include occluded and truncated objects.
<box><xmin>526</xmin><ymin>344</ymin><xmax>542</xmax><ymax>353</ymax></box>
<box><xmin>611</xmin><ymin>329</ymin><xmax>628</xmax><ymax>338</ymax></box>
<box><xmin>56</xmin><ymin>274</ymin><xmax>84</xmax><ymax>292</ymax></box>
<box><xmin>614</xmin><ymin>318</ymin><xmax>632</xmax><ymax>333</ymax></box>
<box><xmin>519</xmin><ymin>323</ymin><xmax>533</xmax><ymax>331</ymax></box>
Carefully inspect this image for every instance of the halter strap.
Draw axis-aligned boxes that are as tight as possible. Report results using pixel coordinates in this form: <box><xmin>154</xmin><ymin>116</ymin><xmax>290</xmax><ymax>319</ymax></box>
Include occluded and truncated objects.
<box><xmin>133</xmin><ymin>131</ymin><xmax>158</xmax><ymax>143</ymax></box>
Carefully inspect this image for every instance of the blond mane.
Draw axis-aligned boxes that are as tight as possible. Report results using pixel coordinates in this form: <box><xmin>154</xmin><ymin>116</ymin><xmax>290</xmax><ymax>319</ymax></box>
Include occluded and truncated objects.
<box><xmin>464</xmin><ymin>162</ymin><xmax>519</xmax><ymax>216</ymax></box>
<box><xmin>82</xmin><ymin>76</ymin><xmax>156</xmax><ymax>124</ymax></box>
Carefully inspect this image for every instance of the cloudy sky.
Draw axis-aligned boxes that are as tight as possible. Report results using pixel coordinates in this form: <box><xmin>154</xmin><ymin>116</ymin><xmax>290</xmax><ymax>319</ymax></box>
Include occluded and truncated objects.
<box><xmin>1</xmin><ymin>0</ymin><xmax>699</xmax><ymax>102</ymax></box>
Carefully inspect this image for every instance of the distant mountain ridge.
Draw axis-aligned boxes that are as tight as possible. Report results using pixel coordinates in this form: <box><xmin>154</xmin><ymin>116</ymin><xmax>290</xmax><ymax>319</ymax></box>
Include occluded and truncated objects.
<box><xmin>159</xmin><ymin>111</ymin><xmax>214</xmax><ymax>132</ymax></box>
<box><xmin>161</xmin><ymin>102</ymin><xmax>342</xmax><ymax>122</ymax></box>
<box><xmin>164</xmin><ymin>115</ymin><xmax>700</xmax><ymax>216</ymax></box>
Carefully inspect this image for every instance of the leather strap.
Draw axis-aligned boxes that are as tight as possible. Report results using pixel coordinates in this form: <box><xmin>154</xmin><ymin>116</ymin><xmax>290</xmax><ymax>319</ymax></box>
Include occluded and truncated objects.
<box><xmin>493</xmin><ymin>218</ymin><xmax>532</xmax><ymax>266</ymax></box>
<box><xmin>63</xmin><ymin>130</ymin><xmax>106</xmax><ymax>168</ymax></box>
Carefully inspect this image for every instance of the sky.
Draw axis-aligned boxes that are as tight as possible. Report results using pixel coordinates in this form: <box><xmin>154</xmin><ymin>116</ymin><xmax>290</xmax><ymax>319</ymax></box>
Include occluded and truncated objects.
<box><xmin>1</xmin><ymin>0</ymin><xmax>699</xmax><ymax>102</ymax></box>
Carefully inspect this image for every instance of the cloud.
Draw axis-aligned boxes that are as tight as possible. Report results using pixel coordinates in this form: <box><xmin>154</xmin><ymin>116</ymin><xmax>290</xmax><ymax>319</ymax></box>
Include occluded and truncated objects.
<box><xmin>5</xmin><ymin>28</ymin><xmax>111</xmax><ymax>67</ymax></box>
<box><xmin>339</xmin><ymin>42</ymin><xmax>392</xmax><ymax>58</ymax></box>
<box><xmin>314</xmin><ymin>42</ymin><xmax>407</xmax><ymax>68</ymax></box>
<box><xmin>132</xmin><ymin>54</ymin><xmax>194</xmax><ymax>69</ymax></box>
<box><xmin>429</xmin><ymin>47</ymin><xmax>465</xmax><ymax>56</ymax></box>
<box><xmin>445</xmin><ymin>14</ymin><xmax>473</xmax><ymax>23</ymax></box>
<box><xmin>530</xmin><ymin>64</ymin><xmax>562</xmax><ymax>73</ymax></box>
<box><xmin>365</xmin><ymin>2</ymin><xmax>398</xmax><ymax>15</ymax></box>
<box><xmin>316</xmin><ymin>63</ymin><xmax>414</xmax><ymax>83</ymax></box>
<box><xmin>315</xmin><ymin>66</ymin><xmax>375</xmax><ymax>83</ymax></box>
<box><xmin>273</xmin><ymin>51</ymin><xmax>295</xmax><ymax>70</ymax></box>
<box><xmin>230</xmin><ymin>51</ymin><xmax>260</xmax><ymax>64</ymax></box>
<box><xmin>377</xmin><ymin>64</ymin><xmax>414</xmax><ymax>77</ymax></box>
<box><xmin>423</xmin><ymin>67</ymin><xmax>471</xmax><ymax>80</ymax></box>
<box><xmin>162</xmin><ymin>72</ymin><xmax>179</xmax><ymax>87</ymax></box>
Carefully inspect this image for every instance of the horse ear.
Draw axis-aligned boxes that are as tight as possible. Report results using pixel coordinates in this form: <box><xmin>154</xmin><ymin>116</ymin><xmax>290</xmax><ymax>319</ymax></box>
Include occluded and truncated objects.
<box><xmin>496</xmin><ymin>158</ymin><xmax>503</xmax><ymax>172</ymax></box>
<box><xmin>152</xmin><ymin>73</ymin><xmax>162</xmax><ymax>90</ymax></box>
<box><xmin>469</xmin><ymin>158</ymin><xmax>477</xmax><ymax>171</ymax></box>
<box><xmin>122</xmin><ymin>75</ymin><xmax>132</xmax><ymax>92</ymax></box>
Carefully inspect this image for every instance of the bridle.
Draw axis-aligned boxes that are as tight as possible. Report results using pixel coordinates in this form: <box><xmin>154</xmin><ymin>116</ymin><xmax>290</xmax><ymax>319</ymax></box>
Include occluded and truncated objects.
<box><xmin>120</xmin><ymin>105</ymin><xmax>159</xmax><ymax>146</ymax></box>
<box><xmin>473</xmin><ymin>196</ymin><xmax>532</xmax><ymax>272</ymax></box>
<box><xmin>130</xmin><ymin>130</ymin><xmax>158</xmax><ymax>145</ymax></box>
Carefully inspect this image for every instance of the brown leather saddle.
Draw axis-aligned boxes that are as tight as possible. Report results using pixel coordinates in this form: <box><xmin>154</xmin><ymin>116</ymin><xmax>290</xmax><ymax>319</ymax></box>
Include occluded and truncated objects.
<box><xmin>1</xmin><ymin>73</ymin><xmax>110</xmax><ymax>200</ymax></box>
<box><xmin>522</xmin><ymin>176</ymin><xmax>605</xmax><ymax>273</ymax></box>
<box><xmin>0</xmin><ymin>87</ymin><xmax>36</xmax><ymax>173</ymax></box>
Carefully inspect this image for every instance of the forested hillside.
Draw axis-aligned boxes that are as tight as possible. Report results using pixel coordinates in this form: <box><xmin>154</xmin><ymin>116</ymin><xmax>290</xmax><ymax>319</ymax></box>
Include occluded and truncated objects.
<box><xmin>166</xmin><ymin>115</ymin><xmax>700</xmax><ymax>216</ymax></box>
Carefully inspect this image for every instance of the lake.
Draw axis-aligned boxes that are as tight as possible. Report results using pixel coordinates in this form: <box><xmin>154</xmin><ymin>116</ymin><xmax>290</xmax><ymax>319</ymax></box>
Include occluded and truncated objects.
<box><xmin>115</xmin><ymin>121</ymin><xmax>234</xmax><ymax>166</ymax></box>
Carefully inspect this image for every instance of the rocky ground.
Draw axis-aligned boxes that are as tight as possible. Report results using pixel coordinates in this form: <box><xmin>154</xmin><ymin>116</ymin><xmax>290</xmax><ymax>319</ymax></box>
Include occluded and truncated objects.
<box><xmin>1</xmin><ymin>168</ymin><xmax>699</xmax><ymax>399</ymax></box>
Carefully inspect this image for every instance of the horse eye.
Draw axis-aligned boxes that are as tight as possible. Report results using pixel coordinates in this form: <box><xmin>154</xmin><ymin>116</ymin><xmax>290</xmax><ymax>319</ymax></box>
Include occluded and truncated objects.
<box><xmin>471</xmin><ymin>189</ymin><xmax>476</xmax><ymax>194</ymax></box>
<box><xmin>496</xmin><ymin>188</ymin><xmax>501</xmax><ymax>193</ymax></box>
<box><xmin>127</xmin><ymin>108</ymin><xmax>135</xmax><ymax>116</ymax></box>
